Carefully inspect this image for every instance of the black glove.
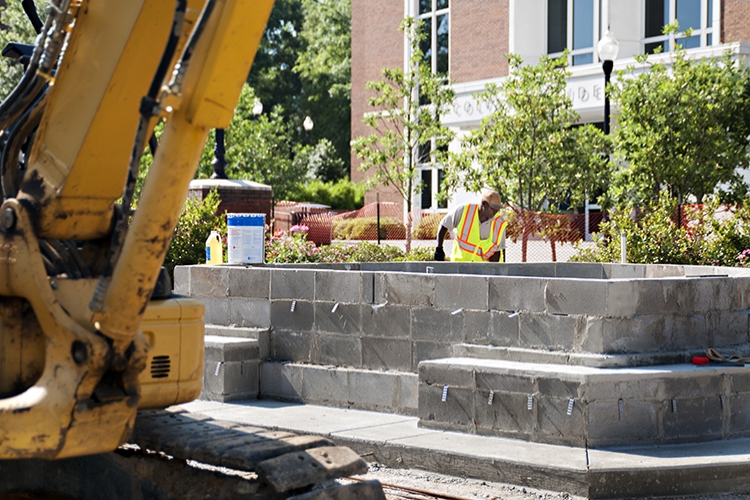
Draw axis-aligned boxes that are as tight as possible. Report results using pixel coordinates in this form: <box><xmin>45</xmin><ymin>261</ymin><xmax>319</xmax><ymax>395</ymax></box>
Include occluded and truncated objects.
<box><xmin>434</xmin><ymin>246</ymin><xmax>445</xmax><ymax>261</ymax></box>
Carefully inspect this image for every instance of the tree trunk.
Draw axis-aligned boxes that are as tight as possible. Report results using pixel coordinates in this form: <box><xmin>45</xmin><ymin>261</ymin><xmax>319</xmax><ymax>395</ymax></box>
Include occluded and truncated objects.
<box><xmin>406</xmin><ymin>214</ymin><xmax>412</xmax><ymax>254</ymax></box>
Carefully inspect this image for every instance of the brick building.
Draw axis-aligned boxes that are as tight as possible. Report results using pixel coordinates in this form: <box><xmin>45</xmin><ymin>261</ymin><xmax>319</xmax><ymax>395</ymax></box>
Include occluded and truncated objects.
<box><xmin>352</xmin><ymin>0</ymin><xmax>750</xmax><ymax>216</ymax></box>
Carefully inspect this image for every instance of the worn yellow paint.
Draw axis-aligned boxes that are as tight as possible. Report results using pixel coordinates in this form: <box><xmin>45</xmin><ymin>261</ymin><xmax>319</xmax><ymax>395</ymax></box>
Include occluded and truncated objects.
<box><xmin>0</xmin><ymin>0</ymin><xmax>274</xmax><ymax>459</ymax></box>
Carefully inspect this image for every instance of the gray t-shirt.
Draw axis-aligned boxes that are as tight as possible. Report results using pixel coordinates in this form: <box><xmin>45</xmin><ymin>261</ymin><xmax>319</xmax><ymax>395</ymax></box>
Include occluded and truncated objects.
<box><xmin>439</xmin><ymin>205</ymin><xmax>506</xmax><ymax>248</ymax></box>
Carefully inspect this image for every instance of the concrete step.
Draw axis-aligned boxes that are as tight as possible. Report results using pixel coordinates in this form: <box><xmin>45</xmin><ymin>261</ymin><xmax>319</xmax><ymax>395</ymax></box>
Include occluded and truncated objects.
<box><xmin>205</xmin><ymin>324</ymin><xmax>270</xmax><ymax>359</ymax></box>
<box><xmin>260</xmin><ymin>362</ymin><xmax>418</xmax><ymax>415</ymax></box>
<box><xmin>201</xmin><ymin>335</ymin><xmax>260</xmax><ymax>402</ymax></box>
<box><xmin>418</xmin><ymin>357</ymin><xmax>750</xmax><ymax>447</ymax></box>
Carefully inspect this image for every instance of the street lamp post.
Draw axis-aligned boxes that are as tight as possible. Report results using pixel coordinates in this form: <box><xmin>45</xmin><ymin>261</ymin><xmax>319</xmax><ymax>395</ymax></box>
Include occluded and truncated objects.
<box><xmin>211</xmin><ymin>100</ymin><xmax>263</xmax><ymax>179</ymax></box>
<box><xmin>596</xmin><ymin>29</ymin><xmax>619</xmax><ymax>135</ymax></box>
<box><xmin>587</xmin><ymin>29</ymin><xmax>620</xmax><ymax>240</ymax></box>
<box><xmin>303</xmin><ymin>115</ymin><xmax>314</xmax><ymax>144</ymax></box>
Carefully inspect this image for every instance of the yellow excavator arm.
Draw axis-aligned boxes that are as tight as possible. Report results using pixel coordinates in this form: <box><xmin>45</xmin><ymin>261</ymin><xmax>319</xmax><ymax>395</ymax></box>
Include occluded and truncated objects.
<box><xmin>0</xmin><ymin>0</ymin><xmax>274</xmax><ymax>459</ymax></box>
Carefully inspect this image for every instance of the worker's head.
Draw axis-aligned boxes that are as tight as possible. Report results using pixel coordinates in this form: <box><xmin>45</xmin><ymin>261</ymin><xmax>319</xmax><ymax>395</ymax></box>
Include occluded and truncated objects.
<box><xmin>479</xmin><ymin>189</ymin><xmax>502</xmax><ymax>221</ymax></box>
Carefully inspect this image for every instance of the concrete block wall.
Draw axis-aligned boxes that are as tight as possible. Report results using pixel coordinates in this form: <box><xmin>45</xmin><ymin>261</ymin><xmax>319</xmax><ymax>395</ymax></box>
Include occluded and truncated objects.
<box><xmin>260</xmin><ymin>362</ymin><xmax>418</xmax><ymax>415</ymax></box>
<box><xmin>175</xmin><ymin>263</ymin><xmax>750</xmax><ymax>372</ymax></box>
<box><xmin>418</xmin><ymin>358</ymin><xmax>750</xmax><ymax>447</ymax></box>
<box><xmin>202</xmin><ymin>336</ymin><xmax>260</xmax><ymax>402</ymax></box>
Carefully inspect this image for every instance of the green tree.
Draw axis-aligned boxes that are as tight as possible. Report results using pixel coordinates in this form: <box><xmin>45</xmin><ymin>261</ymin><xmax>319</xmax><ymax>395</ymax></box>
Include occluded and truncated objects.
<box><xmin>295</xmin><ymin>0</ymin><xmax>352</xmax><ymax>178</ymax></box>
<box><xmin>293</xmin><ymin>138</ymin><xmax>346</xmax><ymax>182</ymax></box>
<box><xmin>443</xmin><ymin>54</ymin><xmax>611</xmax><ymax>260</ymax></box>
<box><xmin>0</xmin><ymin>0</ymin><xmax>46</xmax><ymax>100</ymax></box>
<box><xmin>196</xmin><ymin>85</ymin><xmax>306</xmax><ymax>201</ymax></box>
<box><xmin>609</xmin><ymin>29</ymin><xmax>750</xmax><ymax>208</ymax></box>
<box><xmin>351</xmin><ymin>17</ymin><xmax>455</xmax><ymax>252</ymax></box>
<box><xmin>164</xmin><ymin>189</ymin><xmax>227</xmax><ymax>280</ymax></box>
<box><xmin>247</xmin><ymin>0</ymin><xmax>304</xmax><ymax>123</ymax></box>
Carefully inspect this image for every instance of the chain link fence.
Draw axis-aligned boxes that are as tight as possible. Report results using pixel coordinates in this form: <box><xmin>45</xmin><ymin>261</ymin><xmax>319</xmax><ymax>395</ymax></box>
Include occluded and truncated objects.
<box><xmin>274</xmin><ymin>201</ymin><xmax>605</xmax><ymax>263</ymax></box>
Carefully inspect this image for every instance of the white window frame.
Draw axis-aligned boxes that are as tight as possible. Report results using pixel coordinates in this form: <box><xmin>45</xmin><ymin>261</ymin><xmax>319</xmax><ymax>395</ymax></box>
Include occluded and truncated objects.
<box><xmin>547</xmin><ymin>0</ymin><xmax>603</xmax><ymax>66</ymax></box>
<box><xmin>643</xmin><ymin>0</ymin><xmax>717</xmax><ymax>53</ymax></box>
<box><xmin>416</xmin><ymin>139</ymin><xmax>446</xmax><ymax>212</ymax></box>
<box><xmin>416</xmin><ymin>0</ymin><xmax>450</xmax><ymax>74</ymax></box>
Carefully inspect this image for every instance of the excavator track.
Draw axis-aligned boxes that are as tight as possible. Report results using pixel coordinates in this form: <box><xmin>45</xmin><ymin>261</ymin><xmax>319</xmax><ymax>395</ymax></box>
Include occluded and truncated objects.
<box><xmin>133</xmin><ymin>407</ymin><xmax>386</xmax><ymax>500</ymax></box>
<box><xmin>0</xmin><ymin>407</ymin><xmax>386</xmax><ymax>500</ymax></box>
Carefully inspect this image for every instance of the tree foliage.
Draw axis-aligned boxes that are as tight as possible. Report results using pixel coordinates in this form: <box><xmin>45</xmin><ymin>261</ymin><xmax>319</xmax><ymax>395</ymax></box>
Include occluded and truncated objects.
<box><xmin>196</xmin><ymin>85</ymin><xmax>306</xmax><ymax>201</ymax></box>
<box><xmin>444</xmin><ymin>54</ymin><xmax>611</xmax><ymax>214</ymax></box>
<box><xmin>296</xmin><ymin>0</ymin><xmax>352</xmax><ymax>174</ymax></box>
<box><xmin>247</xmin><ymin>0</ymin><xmax>352</xmax><ymax>179</ymax></box>
<box><xmin>351</xmin><ymin>17</ymin><xmax>455</xmax><ymax>252</ymax></box>
<box><xmin>609</xmin><ymin>34</ymin><xmax>750</xmax><ymax>208</ymax></box>
<box><xmin>0</xmin><ymin>0</ymin><xmax>46</xmax><ymax>100</ymax></box>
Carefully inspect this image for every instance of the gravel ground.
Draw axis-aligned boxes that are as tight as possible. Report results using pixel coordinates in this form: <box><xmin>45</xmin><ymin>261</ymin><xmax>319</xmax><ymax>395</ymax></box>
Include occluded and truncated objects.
<box><xmin>354</xmin><ymin>462</ymin><xmax>750</xmax><ymax>500</ymax></box>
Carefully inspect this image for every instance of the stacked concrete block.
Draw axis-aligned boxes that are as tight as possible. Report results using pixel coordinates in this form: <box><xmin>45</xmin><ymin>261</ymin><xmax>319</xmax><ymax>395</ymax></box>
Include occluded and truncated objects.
<box><xmin>418</xmin><ymin>358</ymin><xmax>750</xmax><ymax>447</ymax></box>
<box><xmin>201</xmin><ymin>335</ymin><xmax>260</xmax><ymax>402</ymax></box>
<box><xmin>419</xmin><ymin>358</ymin><xmax>750</xmax><ymax>447</ymax></box>
<box><xmin>177</xmin><ymin>263</ymin><xmax>750</xmax><ymax>373</ymax></box>
<box><xmin>175</xmin><ymin>261</ymin><xmax>750</xmax><ymax>431</ymax></box>
<box><xmin>260</xmin><ymin>361</ymin><xmax>418</xmax><ymax>414</ymax></box>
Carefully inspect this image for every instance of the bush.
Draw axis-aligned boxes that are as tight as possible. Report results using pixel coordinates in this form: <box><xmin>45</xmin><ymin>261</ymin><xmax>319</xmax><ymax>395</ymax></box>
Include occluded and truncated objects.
<box><xmin>165</xmin><ymin>189</ymin><xmax>226</xmax><ymax>279</ymax></box>
<box><xmin>571</xmin><ymin>194</ymin><xmax>750</xmax><ymax>266</ymax></box>
<box><xmin>290</xmin><ymin>179</ymin><xmax>365</xmax><ymax>210</ymax></box>
<box><xmin>348</xmin><ymin>241</ymin><xmax>405</xmax><ymax>262</ymax></box>
<box><xmin>265</xmin><ymin>225</ymin><xmax>321</xmax><ymax>263</ymax></box>
<box><xmin>412</xmin><ymin>213</ymin><xmax>442</xmax><ymax>240</ymax></box>
<box><xmin>333</xmin><ymin>217</ymin><xmax>406</xmax><ymax>240</ymax></box>
<box><xmin>405</xmin><ymin>245</ymin><xmax>435</xmax><ymax>261</ymax></box>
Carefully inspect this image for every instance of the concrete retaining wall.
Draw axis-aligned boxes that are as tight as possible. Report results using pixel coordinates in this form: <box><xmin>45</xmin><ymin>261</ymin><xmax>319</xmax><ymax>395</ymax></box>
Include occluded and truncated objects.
<box><xmin>175</xmin><ymin>262</ymin><xmax>750</xmax><ymax>371</ymax></box>
<box><xmin>419</xmin><ymin>358</ymin><xmax>750</xmax><ymax>447</ymax></box>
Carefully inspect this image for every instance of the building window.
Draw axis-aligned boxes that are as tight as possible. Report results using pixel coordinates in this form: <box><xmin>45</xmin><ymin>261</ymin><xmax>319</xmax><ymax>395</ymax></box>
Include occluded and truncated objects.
<box><xmin>418</xmin><ymin>0</ymin><xmax>449</xmax><ymax>75</ymax></box>
<box><xmin>417</xmin><ymin>141</ymin><xmax>447</xmax><ymax>210</ymax></box>
<box><xmin>548</xmin><ymin>0</ymin><xmax>601</xmax><ymax>66</ymax></box>
<box><xmin>644</xmin><ymin>0</ymin><xmax>715</xmax><ymax>53</ymax></box>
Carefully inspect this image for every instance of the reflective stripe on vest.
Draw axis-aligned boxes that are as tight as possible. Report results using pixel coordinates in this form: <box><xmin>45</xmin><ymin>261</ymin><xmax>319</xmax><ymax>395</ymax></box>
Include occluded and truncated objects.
<box><xmin>452</xmin><ymin>205</ymin><xmax>507</xmax><ymax>262</ymax></box>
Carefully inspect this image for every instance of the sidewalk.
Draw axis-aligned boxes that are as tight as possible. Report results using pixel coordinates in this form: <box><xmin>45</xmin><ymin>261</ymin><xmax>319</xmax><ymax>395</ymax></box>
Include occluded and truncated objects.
<box><xmin>180</xmin><ymin>399</ymin><xmax>750</xmax><ymax>499</ymax></box>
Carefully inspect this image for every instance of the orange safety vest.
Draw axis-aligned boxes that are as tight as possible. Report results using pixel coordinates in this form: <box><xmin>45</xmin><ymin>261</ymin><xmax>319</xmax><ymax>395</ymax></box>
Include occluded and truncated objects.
<box><xmin>451</xmin><ymin>204</ymin><xmax>507</xmax><ymax>262</ymax></box>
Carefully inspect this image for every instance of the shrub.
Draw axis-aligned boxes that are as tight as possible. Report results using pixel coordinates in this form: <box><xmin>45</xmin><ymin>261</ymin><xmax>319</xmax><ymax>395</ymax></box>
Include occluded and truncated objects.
<box><xmin>265</xmin><ymin>225</ymin><xmax>321</xmax><ymax>263</ymax></box>
<box><xmin>348</xmin><ymin>241</ymin><xmax>405</xmax><ymax>262</ymax></box>
<box><xmin>412</xmin><ymin>213</ymin><xmax>442</xmax><ymax>240</ymax></box>
<box><xmin>333</xmin><ymin>217</ymin><xmax>406</xmax><ymax>240</ymax></box>
<box><xmin>290</xmin><ymin>179</ymin><xmax>365</xmax><ymax>210</ymax></box>
<box><xmin>405</xmin><ymin>245</ymin><xmax>435</xmax><ymax>261</ymax></box>
<box><xmin>165</xmin><ymin>189</ymin><xmax>226</xmax><ymax>279</ymax></box>
<box><xmin>571</xmin><ymin>194</ymin><xmax>750</xmax><ymax>266</ymax></box>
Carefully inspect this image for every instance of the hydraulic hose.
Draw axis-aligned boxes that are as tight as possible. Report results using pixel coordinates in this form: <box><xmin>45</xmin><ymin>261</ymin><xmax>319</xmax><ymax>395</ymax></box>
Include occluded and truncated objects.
<box><xmin>21</xmin><ymin>0</ymin><xmax>44</xmax><ymax>34</ymax></box>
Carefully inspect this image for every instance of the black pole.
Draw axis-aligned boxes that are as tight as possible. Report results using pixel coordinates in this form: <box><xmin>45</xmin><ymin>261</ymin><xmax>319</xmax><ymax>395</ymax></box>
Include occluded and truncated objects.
<box><xmin>602</xmin><ymin>59</ymin><xmax>614</xmax><ymax>135</ymax></box>
<box><xmin>211</xmin><ymin>128</ymin><xmax>228</xmax><ymax>179</ymax></box>
<box><xmin>377</xmin><ymin>193</ymin><xmax>381</xmax><ymax>245</ymax></box>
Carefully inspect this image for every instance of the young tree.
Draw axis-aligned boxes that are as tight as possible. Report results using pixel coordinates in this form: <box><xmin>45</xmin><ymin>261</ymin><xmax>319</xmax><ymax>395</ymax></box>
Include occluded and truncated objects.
<box><xmin>443</xmin><ymin>54</ymin><xmax>611</xmax><ymax>260</ymax></box>
<box><xmin>608</xmin><ymin>33</ymin><xmax>750</xmax><ymax>209</ymax></box>
<box><xmin>351</xmin><ymin>17</ymin><xmax>455</xmax><ymax>252</ymax></box>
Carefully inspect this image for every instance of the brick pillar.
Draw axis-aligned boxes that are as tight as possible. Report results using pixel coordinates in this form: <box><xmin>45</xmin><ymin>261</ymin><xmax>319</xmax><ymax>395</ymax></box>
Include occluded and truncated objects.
<box><xmin>188</xmin><ymin>179</ymin><xmax>273</xmax><ymax>222</ymax></box>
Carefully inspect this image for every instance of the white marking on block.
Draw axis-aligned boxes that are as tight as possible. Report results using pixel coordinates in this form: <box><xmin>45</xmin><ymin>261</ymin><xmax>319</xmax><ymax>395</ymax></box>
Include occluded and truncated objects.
<box><xmin>567</xmin><ymin>398</ymin><xmax>575</xmax><ymax>415</ymax></box>
<box><xmin>214</xmin><ymin>361</ymin><xmax>223</xmax><ymax>376</ymax></box>
<box><xmin>441</xmin><ymin>385</ymin><xmax>449</xmax><ymax>402</ymax></box>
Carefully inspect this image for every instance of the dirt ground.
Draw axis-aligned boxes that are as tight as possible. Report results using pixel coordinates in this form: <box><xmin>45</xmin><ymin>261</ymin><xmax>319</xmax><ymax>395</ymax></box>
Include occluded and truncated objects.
<box><xmin>355</xmin><ymin>462</ymin><xmax>750</xmax><ymax>500</ymax></box>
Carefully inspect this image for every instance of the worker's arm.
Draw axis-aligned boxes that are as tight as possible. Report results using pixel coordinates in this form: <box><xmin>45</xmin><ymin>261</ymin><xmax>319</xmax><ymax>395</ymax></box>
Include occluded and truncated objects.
<box><xmin>434</xmin><ymin>225</ymin><xmax>448</xmax><ymax>261</ymax></box>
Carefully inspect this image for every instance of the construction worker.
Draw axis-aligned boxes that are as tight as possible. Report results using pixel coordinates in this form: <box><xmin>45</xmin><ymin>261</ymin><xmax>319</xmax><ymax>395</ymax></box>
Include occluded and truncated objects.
<box><xmin>434</xmin><ymin>189</ymin><xmax>508</xmax><ymax>262</ymax></box>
